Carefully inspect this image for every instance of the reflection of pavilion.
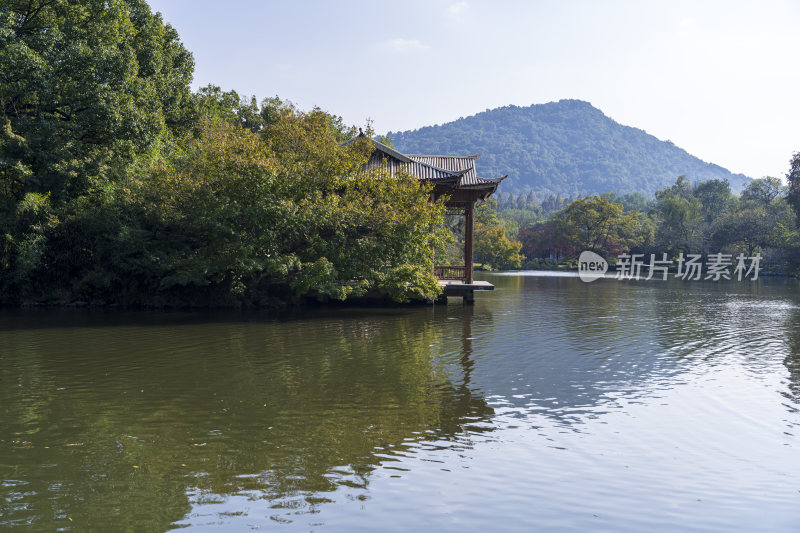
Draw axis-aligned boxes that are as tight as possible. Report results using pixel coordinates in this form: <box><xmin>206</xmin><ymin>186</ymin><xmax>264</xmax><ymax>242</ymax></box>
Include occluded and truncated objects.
<box><xmin>350</xmin><ymin>136</ymin><xmax>507</xmax><ymax>303</ymax></box>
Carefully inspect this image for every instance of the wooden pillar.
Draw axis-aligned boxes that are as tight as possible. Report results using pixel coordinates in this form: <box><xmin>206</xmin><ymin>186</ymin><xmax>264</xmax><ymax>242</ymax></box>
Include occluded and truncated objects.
<box><xmin>464</xmin><ymin>201</ymin><xmax>474</xmax><ymax>284</ymax></box>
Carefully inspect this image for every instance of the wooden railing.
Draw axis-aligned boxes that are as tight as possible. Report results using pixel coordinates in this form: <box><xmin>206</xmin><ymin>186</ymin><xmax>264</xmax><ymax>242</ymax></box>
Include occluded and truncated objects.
<box><xmin>434</xmin><ymin>265</ymin><xmax>466</xmax><ymax>280</ymax></box>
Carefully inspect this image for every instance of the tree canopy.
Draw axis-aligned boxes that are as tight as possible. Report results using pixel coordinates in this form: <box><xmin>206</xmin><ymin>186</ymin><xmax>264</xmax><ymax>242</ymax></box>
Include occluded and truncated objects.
<box><xmin>473</xmin><ymin>199</ymin><xmax>522</xmax><ymax>270</ymax></box>
<box><xmin>0</xmin><ymin>1</ymin><xmax>449</xmax><ymax>306</ymax></box>
<box><xmin>554</xmin><ymin>195</ymin><xmax>648</xmax><ymax>257</ymax></box>
<box><xmin>0</xmin><ymin>0</ymin><xmax>194</xmax><ymax>203</ymax></box>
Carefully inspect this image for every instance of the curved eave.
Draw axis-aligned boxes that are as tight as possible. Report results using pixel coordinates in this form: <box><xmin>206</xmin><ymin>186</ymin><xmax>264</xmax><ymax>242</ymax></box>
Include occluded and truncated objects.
<box><xmin>461</xmin><ymin>175</ymin><xmax>508</xmax><ymax>199</ymax></box>
<box><xmin>460</xmin><ymin>175</ymin><xmax>507</xmax><ymax>188</ymax></box>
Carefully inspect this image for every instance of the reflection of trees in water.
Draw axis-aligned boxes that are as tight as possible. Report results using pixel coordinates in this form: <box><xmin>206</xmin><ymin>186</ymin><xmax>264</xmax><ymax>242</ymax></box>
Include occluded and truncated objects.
<box><xmin>561</xmin><ymin>277</ymin><xmax>784</xmax><ymax>366</ymax></box>
<box><xmin>563</xmin><ymin>278</ymin><xmax>800</xmax><ymax>414</ymax></box>
<box><xmin>517</xmin><ymin>278</ymin><xmax>685</xmax><ymax>419</ymax></box>
<box><xmin>650</xmin><ymin>280</ymin><xmax>800</xmax><ymax>400</ymax></box>
<box><xmin>0</xmin><ymin>308</ymin><xmax>492</xmax><ymax>530</ymax></box>
<box><xmin>496</xmin><ymin>277</ymin><xmax>790</xmax><ymax>427</ymax></box>
<box><xmin>650</xmin><ymin>281</ymin><xmax>770</xmax><ymax>364</ymax></box>
<box><xmin>783</xmin><ymin>308</ymin><xmax>800</xmax><ymax>404</ymax></box>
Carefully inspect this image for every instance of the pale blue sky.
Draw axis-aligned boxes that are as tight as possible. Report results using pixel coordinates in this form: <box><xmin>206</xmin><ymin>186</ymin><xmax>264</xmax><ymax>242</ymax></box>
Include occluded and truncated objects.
<box><xmin>148</xmin><ymin>0</ymin><xmax>800</xmax><ymax>180</ymax></box>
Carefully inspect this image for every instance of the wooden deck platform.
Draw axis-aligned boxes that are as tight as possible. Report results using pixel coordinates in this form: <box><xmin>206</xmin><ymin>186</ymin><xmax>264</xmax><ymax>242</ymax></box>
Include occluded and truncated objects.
<box><xmin>436</xmin><ymin>280</ymin><xmax>494</xmax><ymax>304</ymax></box>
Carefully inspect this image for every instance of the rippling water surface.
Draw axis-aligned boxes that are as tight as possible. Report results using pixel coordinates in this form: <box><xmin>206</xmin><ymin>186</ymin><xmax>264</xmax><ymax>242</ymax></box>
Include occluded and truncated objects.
<box><xmin>2</xmin><ymin>273</ymin><xmax>800</xmax><ymax>531</ymax></box>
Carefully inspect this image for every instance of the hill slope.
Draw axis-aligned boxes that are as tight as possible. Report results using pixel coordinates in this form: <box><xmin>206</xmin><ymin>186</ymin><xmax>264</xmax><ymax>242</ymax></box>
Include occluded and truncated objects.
<box><xmin>387</xmin><ymin>100</ymin><xmax>750</xmax><ymax>197</ymax></box>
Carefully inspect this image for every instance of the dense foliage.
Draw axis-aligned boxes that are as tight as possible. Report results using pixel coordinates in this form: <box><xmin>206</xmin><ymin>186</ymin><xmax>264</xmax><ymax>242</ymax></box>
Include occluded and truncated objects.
<box><xmin>3</xmin><ymin>0</ymin><xmax>799</xmax><ymax>302</ymax></box>
<box><xmin>787</xmin><ymin>152</ymin><xmax>800</xmax><ymax>218</ymax></box>
<box><xmin>511</xmin><ymin>175</ymin><xmax>800</xmax><ymax>275</ymax></box>
<box><xmin>113</xmin><ymin>114</ymin><xmax>448</xmax><ymax>306</ymax></box>
<box><xmin>0</xmin><ymin>0</ymin><xmax>447</xmax><ymax>306</ymax></box>
<box><xmin>473</xmin><ymin>199</ymin><xmax>522</xmax><ymax>270</ymax></box>
<box><xmin>389</xmin><ymin>99</ymin><xmax>751</xmax><ymax>198</ymax></box>
<box><xmin>0</xmin><ymin>0</ymin><xmax>194</xmax><ymax>203</ymax></box>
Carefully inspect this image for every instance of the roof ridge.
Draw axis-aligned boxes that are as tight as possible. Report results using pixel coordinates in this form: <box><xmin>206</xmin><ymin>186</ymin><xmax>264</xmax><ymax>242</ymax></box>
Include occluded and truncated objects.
<box><xmin>407</xmin><ymin>154</ymin><xmax>480</xmax><ymax>159</ymax></box>
<box><xmin>370</xmin><ymin>139</ymin><xmax>414</xmax><ymax>164</ymax></box>
<box><xmin>370</xmin><ymin>141</ymin><xmax>463</xmax><ymax>178</ymax></box>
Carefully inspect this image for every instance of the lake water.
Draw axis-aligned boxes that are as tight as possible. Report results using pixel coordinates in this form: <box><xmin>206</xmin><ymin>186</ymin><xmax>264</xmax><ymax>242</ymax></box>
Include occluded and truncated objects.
<box><xmin>1</xmin><ymin>272</ymin><xmax>799</xmax><ymax>531</ymax></box>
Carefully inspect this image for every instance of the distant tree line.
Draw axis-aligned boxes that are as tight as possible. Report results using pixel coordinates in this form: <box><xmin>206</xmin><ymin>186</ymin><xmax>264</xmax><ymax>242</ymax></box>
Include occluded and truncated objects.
<box><xmin>484</xmin><ymin>172</ymin><xmax>800</xmax><ymax>274</ymax></box>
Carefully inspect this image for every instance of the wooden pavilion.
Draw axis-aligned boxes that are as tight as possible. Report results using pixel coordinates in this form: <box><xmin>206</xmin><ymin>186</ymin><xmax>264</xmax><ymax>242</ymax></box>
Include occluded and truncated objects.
<box><xmin>354</xmin><ymin>137</ymin><xmax>507</xmax><ymax>302</ymax></box>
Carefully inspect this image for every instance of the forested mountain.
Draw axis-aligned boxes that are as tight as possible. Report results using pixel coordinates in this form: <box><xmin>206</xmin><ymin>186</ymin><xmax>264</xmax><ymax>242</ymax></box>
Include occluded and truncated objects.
<box><xmin>388</xmin><ymin>100</ymin><xmax>751</xmax><ymax>197</ymax></box>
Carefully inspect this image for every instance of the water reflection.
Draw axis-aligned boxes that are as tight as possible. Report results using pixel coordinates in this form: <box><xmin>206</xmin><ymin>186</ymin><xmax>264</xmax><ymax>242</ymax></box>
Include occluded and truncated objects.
<box><xmin>0</xmin><ymin>308</ymin><xmax>493</xmax><ymax>530</ymax></box>
<box><xmin>2</xmin><ymin>274</ymin><xmax>800</xmax><ymax>531</ymax></box>
<box><xmin>475</xmin><ymin>274</ymin><xmax>800</xmax><ymax>428</ymax></box>
<box><xmin>783</xmin><ymin>307</ymin><xmax>800</xmax><ymax>406</ymax></box>
<box><xmin>470</xmin><ymin>275</ymin><xmax>678</xmax><ymax>426</ymax></box>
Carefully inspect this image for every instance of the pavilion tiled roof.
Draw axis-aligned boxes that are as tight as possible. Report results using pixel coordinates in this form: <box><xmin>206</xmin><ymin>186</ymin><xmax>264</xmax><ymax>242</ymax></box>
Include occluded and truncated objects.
<box><xmin>360</xmin><ymin>138</ymin><xmax>507</xmax><ymax>190</ymax></box>
<box><xmin>406</xmin><ymin>154</ymin><xmax>506</xmax><ymax>188</ymax></box>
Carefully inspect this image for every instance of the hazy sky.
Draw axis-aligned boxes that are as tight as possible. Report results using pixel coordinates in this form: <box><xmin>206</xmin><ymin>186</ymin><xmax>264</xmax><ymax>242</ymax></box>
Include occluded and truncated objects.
<box><xmin>148</xmin><ymin>0</ymin><xmax>800</xmax><ymax>180</ymax></box>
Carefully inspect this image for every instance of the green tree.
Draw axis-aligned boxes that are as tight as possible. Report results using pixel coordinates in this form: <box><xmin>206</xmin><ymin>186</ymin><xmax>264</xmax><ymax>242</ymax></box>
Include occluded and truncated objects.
<box><xmin>473</xmin><ymin>198</ymin><xmax>523</xmax><ymax>269</ymax></box>
<box><xmin>712</xmin><ymin>207</ymin><xmax>776</xmax><ymax>256</ymax></box>
<box><xmin>787</xmin><ymin>152</ymin><xmax>800</xmax><ymax>218</ymax></box>
<box><xmin>475</xmin><ymin>198</ymin><xmax>501</xmax><ymax>227</ymax></box>
<box><xmin>654</xmin><ymin>176</ymin><xmax>704</xmax><ymax>253</ymax></box>
<box><xmin>713</xmin><ymin>180</ymin><xmax>796</xmax><ymax>257</ymax></box>
<box><xmin>741</xmin><ymin>176</ymin><xmax>785</xmax><ymax>207</ymax></box>
<box><xmin>474</xmin><ymin>224</ymin><xmax>522</xmax><ymax>270</ymax></box>
<box><xmin>555</xmin><ymin>195</ymin><xmax>644</xmax><ymax>257</ymax></box>
<box><xmin>694</xmin><ymin>178</ymin><xmax>734</xmax><ymax>223</ymax></box>
<box><xmin>0</xmin><ymin>0</ymin><xmax>194</xmax><ymax>203</ymax></box>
